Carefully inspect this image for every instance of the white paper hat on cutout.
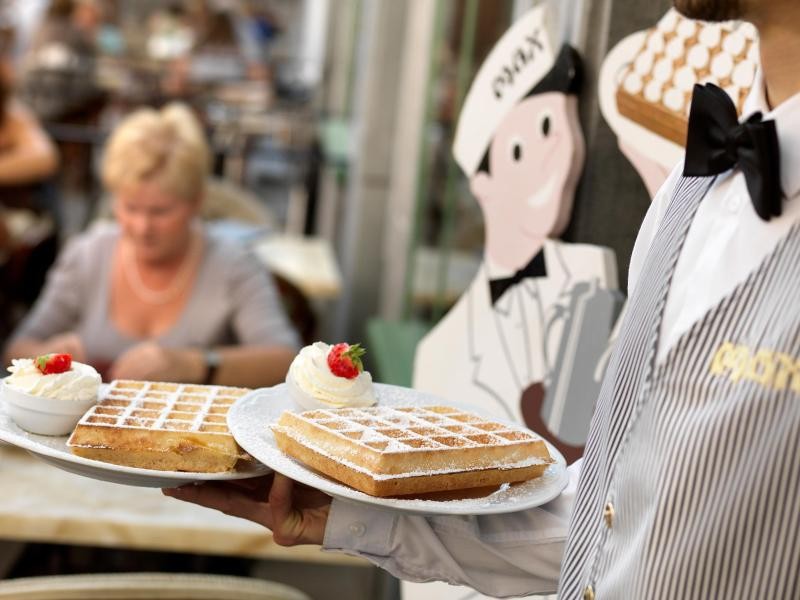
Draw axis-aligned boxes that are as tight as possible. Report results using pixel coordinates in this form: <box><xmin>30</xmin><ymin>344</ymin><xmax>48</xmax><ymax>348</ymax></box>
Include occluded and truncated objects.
<box><xmin>453</xmin><ymin>5</ymin><xmax>559</xmax><ymax>177</ymax></box>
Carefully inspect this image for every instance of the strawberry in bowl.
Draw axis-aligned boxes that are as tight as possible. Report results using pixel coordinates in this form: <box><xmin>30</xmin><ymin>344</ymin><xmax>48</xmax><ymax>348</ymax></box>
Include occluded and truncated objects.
<box><xmin>285</xmin><ymin>342</ymin><xmax>377</xmax><ymax>410</ymax></box>
<box><xmin>3</xmin><ymin>353</ymin><xmax>101</xmax><ymax>435</ymax></box>
<box><xmin>35</xmin><ymin>353</ymin><xmax>73</xmax><ymax>375</ymax></box>
<box><xmin>327</xmin><ymin>343</ymin><xmax>366</xmax><ymax>379</ymax></box>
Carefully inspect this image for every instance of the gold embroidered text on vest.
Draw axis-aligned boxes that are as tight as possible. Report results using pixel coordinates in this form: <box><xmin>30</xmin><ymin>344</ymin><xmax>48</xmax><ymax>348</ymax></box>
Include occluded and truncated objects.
<box><xmin>709</xmin><ymin>341</ymin><xmax>800</xmax><ymax>392</ymax></box>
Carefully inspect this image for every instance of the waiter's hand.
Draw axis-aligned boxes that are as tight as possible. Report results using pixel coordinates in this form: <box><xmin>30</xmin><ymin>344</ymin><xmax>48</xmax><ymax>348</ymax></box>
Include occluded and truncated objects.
<box><xmin>162</xmin><ymin>473</ymin><xmax>332</xmax><ymax>546</ymax></box>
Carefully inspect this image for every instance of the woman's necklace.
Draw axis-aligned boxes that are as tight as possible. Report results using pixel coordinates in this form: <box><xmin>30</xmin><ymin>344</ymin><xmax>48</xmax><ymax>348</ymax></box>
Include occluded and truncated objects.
<box><xmin>121</xmin><ymin>232</ymin><xmax>202</xmax><ymax>305</ymax></box>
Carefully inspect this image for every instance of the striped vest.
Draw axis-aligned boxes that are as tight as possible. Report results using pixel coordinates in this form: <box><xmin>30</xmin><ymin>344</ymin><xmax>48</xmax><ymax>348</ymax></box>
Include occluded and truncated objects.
<box><xmin>559</xmin><ymin>176</ymin><xmax>800</xmax><ymax>599</ymax></box>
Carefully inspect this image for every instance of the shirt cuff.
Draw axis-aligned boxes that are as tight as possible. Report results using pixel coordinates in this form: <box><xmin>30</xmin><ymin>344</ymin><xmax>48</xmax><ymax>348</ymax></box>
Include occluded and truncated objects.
<box><xmin>322</xmin><ymin>498</ymin><xmax>397</xmax><ymax>556</ymax></box>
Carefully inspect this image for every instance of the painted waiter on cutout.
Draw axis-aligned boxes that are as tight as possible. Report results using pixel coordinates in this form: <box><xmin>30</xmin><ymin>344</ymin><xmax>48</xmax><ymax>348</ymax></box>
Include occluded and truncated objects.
<box><xmin>413</xmin><ymin>10</ymin><xmax>622</xmax><ymax>463</ymax></box>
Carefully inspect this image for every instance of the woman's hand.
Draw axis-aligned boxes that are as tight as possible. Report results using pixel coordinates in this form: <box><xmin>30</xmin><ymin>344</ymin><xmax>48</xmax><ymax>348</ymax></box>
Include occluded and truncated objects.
<box><xmin>108</xmin><ymin>342</ymin><xmax>203</xmax><ymax>383</ymax></box>
<box><xmin>41</xmin><ymin>332</ymin><xmax>87</xmax><ymax>363</ymax></box>
<box><xmin>163</xmin><ymin>473</ymin><xmax>332</xmax><ymax>546</ymax></box>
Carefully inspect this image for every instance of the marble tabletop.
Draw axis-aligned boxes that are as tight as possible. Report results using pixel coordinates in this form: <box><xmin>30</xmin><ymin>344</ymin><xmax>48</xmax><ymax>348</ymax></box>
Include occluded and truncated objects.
<box><xmin>0</xmin><ymin>445</ymin><xmax>363</xmax><ymax>565</ymax></box>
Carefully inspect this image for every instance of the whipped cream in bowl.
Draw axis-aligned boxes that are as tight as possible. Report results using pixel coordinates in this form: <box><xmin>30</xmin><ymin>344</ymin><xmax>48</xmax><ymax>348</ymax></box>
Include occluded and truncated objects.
<box><xmin>3</xmin><ymin>357</ymin><xmax>101</xmax><ymax>435</ymax></box>
<box><xmin>286</xmin><ymin>342</ymin><xmax>377</xmax><ymax>410</ymax></box>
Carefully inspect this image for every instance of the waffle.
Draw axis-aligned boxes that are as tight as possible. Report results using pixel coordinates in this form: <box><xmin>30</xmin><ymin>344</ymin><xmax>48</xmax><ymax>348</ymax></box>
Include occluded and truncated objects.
<box><xmin>272</xmin><ymin>405</ymin><xmax>553</xmax><ymax>497</ymax></box>
<box><xmin>67</xmin><ymin>380</ymin><xmax>249</xmax><ymax>473</ymax></box>
<box><xmin>616</xmin><ymin>9</ymin><xmax>758</xmax><ymax>146</ymax></box>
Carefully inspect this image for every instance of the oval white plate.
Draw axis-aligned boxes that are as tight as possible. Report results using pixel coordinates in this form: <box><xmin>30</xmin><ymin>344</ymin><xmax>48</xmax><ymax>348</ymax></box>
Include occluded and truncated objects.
<box><xmin>0</xmin><ymin>399</ymin><xmax>269</xmax><ymax>488</ymax></box>
<box><xmin>228</xmin><ymin>383</ymin><xmax>568</xmax><ymax>516</ymax></box>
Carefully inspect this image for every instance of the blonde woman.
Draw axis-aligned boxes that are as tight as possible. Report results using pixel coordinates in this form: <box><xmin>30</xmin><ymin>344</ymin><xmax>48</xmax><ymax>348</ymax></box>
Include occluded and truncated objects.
<box><xmin>4</xmin><ymin>103</ymin><xmax>298</xmax><ymax>387</ymax></box>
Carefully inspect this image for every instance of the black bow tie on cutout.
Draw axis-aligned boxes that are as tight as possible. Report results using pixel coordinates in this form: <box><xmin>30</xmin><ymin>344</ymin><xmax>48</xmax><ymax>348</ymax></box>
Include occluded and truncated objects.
<box><xmin>683</xmin><ymin>83</ymin><xmax>782</xmax><ymax>221</ymax></box>
<box><xmin>489</xmin><ymin>250</ymin><xmax>547</xmax><ymax>306</ymax></box>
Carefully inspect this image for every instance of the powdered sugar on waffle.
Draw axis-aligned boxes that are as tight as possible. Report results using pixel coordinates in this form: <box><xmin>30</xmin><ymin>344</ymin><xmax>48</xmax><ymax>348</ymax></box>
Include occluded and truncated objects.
<box><xmin>275</xmin><ymin>427</ymin><xmax>549</xmax><ymax>480</ymax></box>
<box><xmin>360</xmin><ymin>428</ymin><xmax>389</xmax><ymax>443</ymax></box>
<box><xmin>75</xmin><ymin>380</ymin><xmax>248</xmax><ymax>436</ymax></box>
<box><xmin>272</xmin><ymin>405</ymin><xmax>551</xmax><ymax>480</ymax></box>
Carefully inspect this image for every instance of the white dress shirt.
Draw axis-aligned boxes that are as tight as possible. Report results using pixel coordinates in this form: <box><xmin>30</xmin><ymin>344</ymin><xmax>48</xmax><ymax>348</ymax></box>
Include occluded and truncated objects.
<box><xmin>321</xmin><ymin>70</ymin><xmax>800</xmax><ymax>598</ymax></box>
<box><xmin>631</xmin><ymin>68</ymin><xmax>800</xmax><ymax>363</ymax></box>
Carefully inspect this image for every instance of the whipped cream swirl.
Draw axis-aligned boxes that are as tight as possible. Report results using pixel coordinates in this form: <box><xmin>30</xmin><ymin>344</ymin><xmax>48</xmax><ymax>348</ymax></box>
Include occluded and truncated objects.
<box><xmin>6</xmin><ymin>359</ymin><xmax>101</xmax><ymax>402</ymax></box>
<box><xmin>286</xmin><ymin>342</ymin><xmax>376</xmax><ymax>410</ymax></box>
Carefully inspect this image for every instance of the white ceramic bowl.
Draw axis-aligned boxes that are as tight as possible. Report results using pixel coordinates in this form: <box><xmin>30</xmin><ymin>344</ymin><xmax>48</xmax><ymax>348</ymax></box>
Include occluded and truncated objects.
<box><xmin>2</xmin><ymin>380</ymin><xmax>98</xmax><ymax>436</ymax></box>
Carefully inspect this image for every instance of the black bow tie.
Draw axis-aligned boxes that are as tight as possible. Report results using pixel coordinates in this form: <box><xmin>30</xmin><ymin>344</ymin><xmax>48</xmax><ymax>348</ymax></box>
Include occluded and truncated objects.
<box><xmin>489</xmin><ymin>250</ymin><xmax>547</xmax><ymax>306</ymax></box>
<box><xmin>683</xmin><ymin>83</ymin><xmax>782</xmax><ymax>221</ymax></box>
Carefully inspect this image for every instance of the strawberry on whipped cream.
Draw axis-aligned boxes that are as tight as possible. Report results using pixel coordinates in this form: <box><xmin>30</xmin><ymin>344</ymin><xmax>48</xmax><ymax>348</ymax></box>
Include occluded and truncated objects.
<box><xmin>286</xmin><ymin>342</ymin><xmax>377</xmax><ymax>410</ymax></box>
<box><xmin>6</xmin><ymin>358</ymin><xmax>101</xmax><ymax>403</ymax></box>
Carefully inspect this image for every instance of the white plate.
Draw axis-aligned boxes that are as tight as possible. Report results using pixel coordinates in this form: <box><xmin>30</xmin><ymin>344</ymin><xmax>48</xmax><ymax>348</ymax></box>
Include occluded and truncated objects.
<box><xmin>0</xmin><ymin>399</ymin><xmax>269</xmax><ymax>488</ymax></box>
<box><xmin>228</xmin><ymin>383</ymin><xmax>568</xmax><ymax>516</ymax></box>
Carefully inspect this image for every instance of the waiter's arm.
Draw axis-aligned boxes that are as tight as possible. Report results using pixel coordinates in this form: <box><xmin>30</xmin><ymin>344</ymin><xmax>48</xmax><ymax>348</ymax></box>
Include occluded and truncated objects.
<box><xmin>322</xmin><ymin>460</ymin><xmax>581</xmax><ymax>598</ymax></box>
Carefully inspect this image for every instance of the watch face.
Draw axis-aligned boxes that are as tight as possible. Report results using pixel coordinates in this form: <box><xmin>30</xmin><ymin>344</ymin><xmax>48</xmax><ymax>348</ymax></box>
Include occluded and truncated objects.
<box><xmin>203</xmin><ymin>350</ymin><xmax>221</xmax><ymax>386</ymax></box>
<box><xmin>206</xmin><ymin>350</ymin><xmax>222</xmax><ymax>368</ymax></box>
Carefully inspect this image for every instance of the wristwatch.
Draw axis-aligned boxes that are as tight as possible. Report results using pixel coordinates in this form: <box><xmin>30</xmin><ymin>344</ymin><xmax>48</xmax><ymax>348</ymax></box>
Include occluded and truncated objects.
<box><xmin>203</xmin><ymin>349</ymin><xmax>222</xmax><ymax>385</ymax></box>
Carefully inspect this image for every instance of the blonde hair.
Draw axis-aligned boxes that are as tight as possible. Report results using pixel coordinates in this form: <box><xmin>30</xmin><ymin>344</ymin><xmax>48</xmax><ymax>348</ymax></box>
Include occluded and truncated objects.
<box><xmin>102</xmin><ymin>103</ymin><xmax>210</xmax><ymax>202</ymax></box>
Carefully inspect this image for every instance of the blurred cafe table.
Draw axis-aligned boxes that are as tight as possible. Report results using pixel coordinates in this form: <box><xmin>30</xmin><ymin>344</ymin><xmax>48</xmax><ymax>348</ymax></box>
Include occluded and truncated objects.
<box><xmin>0</xmin><ymin>444</ymin><xmax>363</xmax><ymax>567</ymax></box>
<box><xmin>252</xmin><ymin>234</ymin><xmax>342</xmax><ymax>301</ymax></box>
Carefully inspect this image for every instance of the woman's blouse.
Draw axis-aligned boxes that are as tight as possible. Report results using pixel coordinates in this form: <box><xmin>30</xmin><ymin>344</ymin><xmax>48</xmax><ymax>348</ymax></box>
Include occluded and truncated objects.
<box><xmin>11</xmin><ymin>223</ymin><xmax>300</xmax><ymax>364</ymax></box>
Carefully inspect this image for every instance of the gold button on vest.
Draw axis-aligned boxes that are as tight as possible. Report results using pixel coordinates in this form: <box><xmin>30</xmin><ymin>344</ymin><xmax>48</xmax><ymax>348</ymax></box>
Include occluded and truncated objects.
<box><xmin>583</xmin><ymin>584</ymin><xmax>595</xmax><ymax>600</ymax></box>
<box><xmin>603</xmin><ymin>502</ymin><xmax>615</xmax><ymax>528</ymax></box>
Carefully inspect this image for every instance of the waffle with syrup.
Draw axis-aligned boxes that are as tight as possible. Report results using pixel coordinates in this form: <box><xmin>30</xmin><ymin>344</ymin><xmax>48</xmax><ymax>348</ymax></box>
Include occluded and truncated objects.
<box><xmin>272</xmin><ymin>405</ymin><xmax>553</xmax><ymax>497</ymax></box>
<box><xmin>67</xmin><ymin>380</ymin><xmax>249</xmax><ymax>472</ymax></box>
<box><xmin>616</xmin><ymin>9</ymin><xmax>758</xmax><ymax>146</ymax></box>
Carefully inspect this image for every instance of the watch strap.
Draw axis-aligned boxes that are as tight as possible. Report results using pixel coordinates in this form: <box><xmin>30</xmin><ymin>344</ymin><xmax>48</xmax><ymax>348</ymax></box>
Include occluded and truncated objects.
<box><xmin>203</xmin><ymin>349</ymin><xmax>222</xmax><ymax>385</ymax></box>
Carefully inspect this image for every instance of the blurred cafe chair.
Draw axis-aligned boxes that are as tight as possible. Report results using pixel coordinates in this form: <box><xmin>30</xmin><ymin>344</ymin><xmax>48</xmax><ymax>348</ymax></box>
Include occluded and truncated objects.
<box><xmin>202</xmin><ymin>176</ymin><xmax>276</xmax><ymax>227</ymax></box>
<box><xmin>92</xmin><ymin>175</ymin><xmax>276</xmax><ymax>229</ymax></box>
<box><xmin>0</xmin><ymin>572</ymin><xmax>310</xmax><ymax>600</ymax></box>
<box><xmin>0</xmin><ymin>206</ymin><xmax>58</xmax><ymax>339</ymax></box>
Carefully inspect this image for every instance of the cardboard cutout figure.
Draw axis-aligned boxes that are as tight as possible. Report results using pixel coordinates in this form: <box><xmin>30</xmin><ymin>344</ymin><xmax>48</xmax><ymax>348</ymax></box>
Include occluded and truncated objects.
<box><xmin>407</xmin><ymin>9</ymin><xmax>622</xmax><ymax>600</ymax></box>
<box><xmin>414</xmin><ymin>6</ymin><xmax>621</xmax><ymax>468</ymax></box>
<box><xmin>599</xmin><ymin>9</ymin><xmax>759</xmax><ymax>196</ymax></box>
